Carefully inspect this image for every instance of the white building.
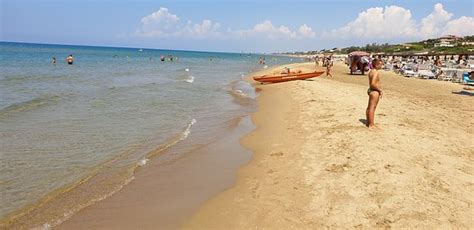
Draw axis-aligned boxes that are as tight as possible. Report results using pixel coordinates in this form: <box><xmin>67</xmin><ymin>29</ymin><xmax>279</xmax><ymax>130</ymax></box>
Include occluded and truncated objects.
<box><xmin>434</xmin><ymin>41</ymin><xmax>455</xmax><ymax>47</ymax></box>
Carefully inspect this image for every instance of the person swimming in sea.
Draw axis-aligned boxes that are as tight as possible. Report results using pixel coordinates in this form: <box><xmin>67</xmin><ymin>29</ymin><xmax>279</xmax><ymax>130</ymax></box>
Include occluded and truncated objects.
<box><xmin>66</xmin><ymin>55</ymin><xmax>74</xmax><ymax>65</ymax></box>
<box><xmin>366</xmin><ymin>58</ymin><xmax>384</xmax><ymax>129</ymax></box>
<box><xmin>51</xmin><ymin>57</ymin><xmax>56</xmax><ymax>64</ymax></box>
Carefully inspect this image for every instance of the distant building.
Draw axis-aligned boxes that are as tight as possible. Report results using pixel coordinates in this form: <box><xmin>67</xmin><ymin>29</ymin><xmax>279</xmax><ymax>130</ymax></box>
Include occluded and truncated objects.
<box><xmin>434</xmin><ymin>41</ymin><xmax>455</xmax><ymax>47</ymax></box>
<box><xmin>461</xmin><ymin>41</ymin><xmax>474</xmax><ymax>46</ymax></box>
<box><xmin>438</xmin><ymin>35</ymin><xmax>463</xmax><ymax>43</ymax></box>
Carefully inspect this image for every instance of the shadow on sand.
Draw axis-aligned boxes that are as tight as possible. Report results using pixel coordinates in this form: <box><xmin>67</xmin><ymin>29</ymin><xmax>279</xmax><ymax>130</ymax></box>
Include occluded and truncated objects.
<box><xmin>451</xmin><ymin>91</ymin><xmax>474</xmax><ymax>96</ymax></box>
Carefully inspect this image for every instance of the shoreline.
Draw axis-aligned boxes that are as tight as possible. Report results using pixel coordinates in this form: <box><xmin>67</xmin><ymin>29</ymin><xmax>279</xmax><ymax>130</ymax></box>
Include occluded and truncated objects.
<box><xmin>185</xmin><ymin>62</ymin><xmax>473</xmax><ymax>228</ymax></box>
<box><xmin>57</xmin><ymin>115</ymin><xmax>256</xmax><ymax>229</ymax></box>
<box><xmin>0</xmin><ymin>71</ymin><xmax>262</xmax><ymax>229</ymax></box>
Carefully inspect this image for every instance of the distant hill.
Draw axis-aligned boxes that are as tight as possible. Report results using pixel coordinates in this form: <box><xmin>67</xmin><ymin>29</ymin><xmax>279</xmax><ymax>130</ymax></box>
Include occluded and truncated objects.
<box><xmin>286</xmin><ymin>35</ymin><xmax>474</xmax><ymax>56</ymax></box>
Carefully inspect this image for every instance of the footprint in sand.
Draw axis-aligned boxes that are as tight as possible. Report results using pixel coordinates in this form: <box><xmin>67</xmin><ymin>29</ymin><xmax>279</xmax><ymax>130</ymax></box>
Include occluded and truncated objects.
<box><xmin>270</xmin><ymin>152</ymin><xmax>284</xmax><ymax>157</ymax></box>
<box><xmin>251</xmin><ymin>180</ymin><xmax>260</xmax><ymax>198</ymax></box>
<box><xmin>384</xmin><ymin>164</ymin><xmax>403</xmax><ymax>174</ymax></box>
<box><xmin>325</xmin><ymin>163</ymin><xmax>350</xmax><ymax>173</ymax></box>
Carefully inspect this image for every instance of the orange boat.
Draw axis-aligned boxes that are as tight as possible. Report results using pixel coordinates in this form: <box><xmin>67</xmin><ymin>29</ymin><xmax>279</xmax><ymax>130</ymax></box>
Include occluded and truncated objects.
<box><xmin>253</xmin><ymin>71</ymin><xmax>325</xmax><ymax>84</ymax></box>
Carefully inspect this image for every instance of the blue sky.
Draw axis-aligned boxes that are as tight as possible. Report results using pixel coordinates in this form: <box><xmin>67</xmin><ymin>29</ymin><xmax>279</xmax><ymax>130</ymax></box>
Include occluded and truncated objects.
<box><xmin>1</xmin><ymin>0</ymin><xmax>473</xmax><ymax>53</ymax></box>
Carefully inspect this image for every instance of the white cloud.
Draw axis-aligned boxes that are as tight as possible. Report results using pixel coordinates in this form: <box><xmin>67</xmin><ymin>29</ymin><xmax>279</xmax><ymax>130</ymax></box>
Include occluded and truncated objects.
<box><xmin>327</xmin><ymin>5</ymin><xmax>417</xmax><ymax>39</ymax></box>
<box><xmin>183</xmin><ymin>19</ymin><xmax>222</xmax><ymax>38</ymax></box>
<box><xmin>327</xmin><ymin>3</ymin><xmax>474</xmax><ymax>40</ymax></box>
<box><xmin>135</xmin><ymin>7</ymin><xmax>317</xmax><ymax>41</ymax></box>
<box><xmin>419</xmin><ymin>3</ymin><xmax>474</xmax><ymax>38</ymax></box>
<box><xmin>251</xmin><ymin>20</ymin><xmax>296</xmax><ymax>38</ymax></box>
<box><xmin>419</xmin><ymin>3</ymin><xmax>452</xmax><ymax>37</ymax></box>
<box><xmin>137</xmin><ymin>7</ymin><xmax>180</xmax><ymax>37</ymax></box>
<box><xmin>136</xmin><ymin>8</ymin><xmax>222</xmax><ymax>38</ymax></box>
<box><xmin>235</xmin><ymin>20</ymin><xmax>316</xmax><ymax>39</ymax></box>
<box><xmin>442</xmin><ymin>16</ymin><xmax>474</xmax><ymax>37</ymax></box>
<box><xmin>133</xmin><ymin>3</ymin><xmax>472</xmax><ymax>45</ymax></box>
<box><xmin>298</xmin><ymin>24</ymin><xmax>316</xmax><ymax>38</ymax></box>
<box><xmin>140</xmin><ymin>7</ymin><xmax>180</xmax><ymax>25</ymax></box>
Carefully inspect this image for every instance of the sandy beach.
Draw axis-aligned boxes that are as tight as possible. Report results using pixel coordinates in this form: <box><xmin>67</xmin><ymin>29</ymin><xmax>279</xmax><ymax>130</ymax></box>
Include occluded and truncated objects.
<box><xmin>3</xmin><ymin>1</ymin><xmax>474</xmax><ymax>229</ymax></box>
<box><xmin>185</xmin><ymin>62</ymin><xmax>474</xmax><ymax>228</ymax></box>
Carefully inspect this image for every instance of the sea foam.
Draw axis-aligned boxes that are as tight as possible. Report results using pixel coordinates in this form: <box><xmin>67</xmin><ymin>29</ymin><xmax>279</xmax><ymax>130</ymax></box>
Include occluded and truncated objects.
<box><xmin>185</xmin><ymin>76</ymin><xmax>195</xmax><ymax>83</ymax></box>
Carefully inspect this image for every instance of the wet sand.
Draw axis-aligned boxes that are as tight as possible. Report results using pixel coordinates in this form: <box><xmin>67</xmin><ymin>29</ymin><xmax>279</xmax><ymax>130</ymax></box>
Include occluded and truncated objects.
<box><xmin>185</xmin><ymin>62</ymin><xmax>474</xmax><ymax>228</ymax></box>
<box><xmin>58</xmin><ymin>116</ymin><xmax>254</xmax><ymax>229</ymax></box>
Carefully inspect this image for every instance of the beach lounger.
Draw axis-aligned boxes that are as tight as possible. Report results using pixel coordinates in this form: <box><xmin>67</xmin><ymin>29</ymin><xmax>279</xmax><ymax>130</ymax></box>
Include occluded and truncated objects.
<box><xmin>383</xmin><ymin>63</ymin><xmax>393</xmax><ymax>71</ymax></box>
<box><xmin>403</xmin><ymin>69</ymin><xmax>417</xmax><ymax>78</ymax></box>
<box><xmin>441</xmin><ymin>70</ymin><xmax>454</xmax><ymax>81</ymax></box>
<box><xmin>452</xmin><ymin>70</ymin><xmax>465</xmax><ymax>83</ymax></box>
<box><xmin>418</xmin><ymin>69</ymin><xmax>435</xmax><ymax>79</ymax></box>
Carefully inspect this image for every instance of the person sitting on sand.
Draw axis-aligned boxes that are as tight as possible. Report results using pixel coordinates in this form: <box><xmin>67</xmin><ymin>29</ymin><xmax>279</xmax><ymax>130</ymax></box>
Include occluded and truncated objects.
<box><xmin>66</xmin><ymin>55</ymin><xmax>74</xmax><ymax>65</ymax></box>
<box><xmin>366</xmin><ymin>58</ymin><xmax>384</xmax><ymax>129</ymax></box>
<box><xmin>281</xmin><ymin>67</ymin><xmax>290</xmax><ymax>74</ymax></box>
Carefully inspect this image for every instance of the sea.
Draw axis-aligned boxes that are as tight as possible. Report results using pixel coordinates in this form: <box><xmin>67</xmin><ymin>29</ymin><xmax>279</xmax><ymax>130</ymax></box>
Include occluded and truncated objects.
<box><xmin>0</xmin><ymin>42</ymin><xmax>300</xmax><ymax>228</ymax></box>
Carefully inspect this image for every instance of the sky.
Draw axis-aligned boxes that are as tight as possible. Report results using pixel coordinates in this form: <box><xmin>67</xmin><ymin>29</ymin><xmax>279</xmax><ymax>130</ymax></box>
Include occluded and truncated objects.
<box><xmin>1</xmin><ymin>0</ymin><xmax>473</xmax><ymax>53</ymax></box>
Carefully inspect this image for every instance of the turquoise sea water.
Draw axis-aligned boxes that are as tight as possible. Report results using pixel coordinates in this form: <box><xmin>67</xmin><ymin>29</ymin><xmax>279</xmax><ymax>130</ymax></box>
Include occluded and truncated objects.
<box><xmin>0</xmin><ymin>42</ymin><xmax>299</xmax><ymax>227</ymax></box>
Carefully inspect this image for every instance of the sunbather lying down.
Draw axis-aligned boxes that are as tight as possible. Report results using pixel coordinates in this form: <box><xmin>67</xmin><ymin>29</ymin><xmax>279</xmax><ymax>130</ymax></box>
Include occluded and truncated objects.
<box><xmin>277</xmin><ymin>67</ymin><xmax>303</xmax><ymax>75</ymax></box>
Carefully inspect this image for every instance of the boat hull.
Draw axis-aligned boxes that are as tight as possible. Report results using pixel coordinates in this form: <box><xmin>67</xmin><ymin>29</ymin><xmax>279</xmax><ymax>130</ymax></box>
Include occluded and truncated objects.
<box><xmin>253</xmin><ymin>71</ymin><xmax>325</xmax><ymax>83</ymax></box>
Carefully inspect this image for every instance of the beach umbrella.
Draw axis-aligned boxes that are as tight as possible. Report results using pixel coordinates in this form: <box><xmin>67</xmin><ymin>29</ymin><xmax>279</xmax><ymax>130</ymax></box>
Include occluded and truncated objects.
<box><xmin>349</xmin><ymin>51</ymin><xmax>370</xmax><ymax>56</ymax></box>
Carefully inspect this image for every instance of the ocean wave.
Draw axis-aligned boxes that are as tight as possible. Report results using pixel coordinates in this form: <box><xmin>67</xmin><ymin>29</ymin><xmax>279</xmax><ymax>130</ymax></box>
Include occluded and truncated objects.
<box><xmin>40</xmin><ymin>175</ymin><xmax>136</xmax><ymax>230</ymax></box>
<box><xmin>226</xmin><ymin>80</ymin><xmax>257</xmax><ymax>107</ymax></box>
<box><xmin>137</xmin><ymin>158</ymin><xmax>149</xmax><ymax>166</ymax></box>
<box><xmin>233</xmin><ymin>89</ymin><xmax>248</xmax><ymax>98</ymax></box>
<box><xmin>1</xmin><ymin>118</ymin><xmax>198</xmax><ymax>229</ymax></box>
<box><xmin>146</xmin><ymin>118</ymin><xmax>197</xmax><ymax>160</ymax></box>
<box><xmin>181</xmin><ymin>118</ymin><xmax>196</xmax><ymax>140</ymax></box>
<box><xmin>185</xmin><ymin>76</ymin><xmax>195</xmax><ymax>83</ymax></box>
<box><xmin>0</xmin><ymin>95</ymin><xmax>60</xmax><ymax>119</ymax></box>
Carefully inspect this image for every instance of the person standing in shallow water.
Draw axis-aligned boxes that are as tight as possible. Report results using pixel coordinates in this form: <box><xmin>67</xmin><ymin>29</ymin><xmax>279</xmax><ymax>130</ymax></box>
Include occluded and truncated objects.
<box><xmin>366</xmin><ymin>58</ymin><xmax>384</xmax><ymax>129</ymax></box>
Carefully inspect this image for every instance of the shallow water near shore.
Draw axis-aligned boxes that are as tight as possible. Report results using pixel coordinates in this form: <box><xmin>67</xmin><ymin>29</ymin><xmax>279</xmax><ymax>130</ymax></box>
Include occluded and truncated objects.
<box><xmin>0</xmin><ymin>42</ymin><xmax>299</xmax><ymax>228</ymax></box>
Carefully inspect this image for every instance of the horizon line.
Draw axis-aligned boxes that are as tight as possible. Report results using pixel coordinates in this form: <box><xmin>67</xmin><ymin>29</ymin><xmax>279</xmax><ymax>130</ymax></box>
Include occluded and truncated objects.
<box><xmin>0</xmin><ymin>40</ymin><xmax>275</xmax><ymax>55</ymax></box>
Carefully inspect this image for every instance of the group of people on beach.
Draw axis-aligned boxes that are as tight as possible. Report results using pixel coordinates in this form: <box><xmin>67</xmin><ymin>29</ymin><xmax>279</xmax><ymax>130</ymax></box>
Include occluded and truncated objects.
<box><xmin>51</xmin><ymin>55</ymin><xmax>74</xmax><ymax>65</ymax></box>
<box><xmin>324</xmin><ymin>55</ymin><xmax>334</xmax><ymax>77</ymax></box>
<box><xmin>314</xmin><ymin>55</ymin><xmax>334</xmax><ymax>77</ymax></box>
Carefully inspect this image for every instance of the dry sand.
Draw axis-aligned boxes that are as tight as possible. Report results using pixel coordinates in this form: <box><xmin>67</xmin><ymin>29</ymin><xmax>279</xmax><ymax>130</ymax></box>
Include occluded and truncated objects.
<box><xmin>184</xmin><ymin>62</ymin><xmax>474</xmax><ymax>229</ymax></box>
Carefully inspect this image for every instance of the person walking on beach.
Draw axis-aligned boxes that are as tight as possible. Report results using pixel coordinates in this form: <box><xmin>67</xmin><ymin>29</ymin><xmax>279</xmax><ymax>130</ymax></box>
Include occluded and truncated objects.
<box><xmin>66</xmin><ymin>55</ymin><xmax>74</xmax><ymax>65</ymax></box>
<box><xmin>325</xmin><ymin>55</ymin><xmax>333</xmax><ymax>77</ymax></box>
<box><xmin>366</xmin><ymin>59</ymin><xmax>383</xmax><ymax>129</ymax></box>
